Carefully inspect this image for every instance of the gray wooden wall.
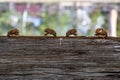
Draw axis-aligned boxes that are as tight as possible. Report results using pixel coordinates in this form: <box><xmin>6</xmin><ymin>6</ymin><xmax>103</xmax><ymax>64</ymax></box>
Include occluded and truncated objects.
<box><xmin>0</xmin><ymin>36</ymin><xmax>120</xmax><ymax>80</ymax></box>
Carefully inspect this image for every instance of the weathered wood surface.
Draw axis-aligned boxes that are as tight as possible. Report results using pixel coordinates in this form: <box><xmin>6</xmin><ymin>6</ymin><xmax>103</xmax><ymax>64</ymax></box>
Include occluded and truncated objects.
<box><xmin>0</xmin><ymin>36</ymin><xmax>120</xmax><ymax>80</ymax></box>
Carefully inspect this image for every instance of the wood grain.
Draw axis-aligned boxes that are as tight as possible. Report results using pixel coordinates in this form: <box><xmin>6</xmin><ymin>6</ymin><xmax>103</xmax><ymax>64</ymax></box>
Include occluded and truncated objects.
<box><xmin>0</xmin><ymin>36</ymin><xmax>120</xmax><ymax>80</ymax></box>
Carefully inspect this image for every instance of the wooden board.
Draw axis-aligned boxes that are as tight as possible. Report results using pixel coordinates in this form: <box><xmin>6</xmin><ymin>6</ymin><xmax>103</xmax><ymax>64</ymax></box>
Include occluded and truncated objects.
<box><xmin>0</xmin><ymin>36</ymin><xmax>120</xmax><ymax>80</ymax></box>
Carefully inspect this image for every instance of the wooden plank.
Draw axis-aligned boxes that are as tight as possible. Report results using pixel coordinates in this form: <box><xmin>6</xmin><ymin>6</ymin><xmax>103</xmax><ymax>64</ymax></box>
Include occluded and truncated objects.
<box><xmin>0</xmin><ymin>36</ymin><xmax>120</xmax><ymax>80</ymax></box>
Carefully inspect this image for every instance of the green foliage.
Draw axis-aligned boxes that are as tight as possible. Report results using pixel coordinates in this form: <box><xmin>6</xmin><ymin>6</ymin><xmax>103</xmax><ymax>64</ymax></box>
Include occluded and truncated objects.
<box><xmin>0</xmin><ymin>10</ymin><xmax>119</xmax><ymax>37</ymax></box>
<box><xmin>38</xmin><ymin>12</ymin><xmax>71</xmax><ymax>36</ymax></box>
<box><xmin>88</xmin><ymin>9</ymin><xmax>102</xmax><ymax>35</ymax></box>
<box><xmin>117</xmin><ymin>17</ymin><xmax>120</xmax><ymax>36</ymax></box>
<box><xmin>90</xmin><ymin>9</ymin><xmax>101</xmax><ymax>25</ymax></box>
<box><xmin>0</xmin><ymin>11</ymin><xmax>13</xmax><ymax>35</ymax></box>
<box><xmin>0</xmin><ymin>12</ymin><xmax>11</xmax><ymax>24</ymax></box>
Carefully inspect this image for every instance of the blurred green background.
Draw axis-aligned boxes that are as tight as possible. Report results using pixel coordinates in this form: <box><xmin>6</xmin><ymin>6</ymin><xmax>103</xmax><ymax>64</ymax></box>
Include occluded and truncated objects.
<box><xmin>0</xmin><ymin>1</ymin><xmax>119</xmax><ymax>36</ymax></box>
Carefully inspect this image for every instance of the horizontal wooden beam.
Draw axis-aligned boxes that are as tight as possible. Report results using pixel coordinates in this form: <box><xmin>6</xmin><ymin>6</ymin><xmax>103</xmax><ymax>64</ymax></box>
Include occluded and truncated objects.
<box><xmin>0</xmin><ymin>36</ymin><xmax>120</xmax><ymax>79</ymax></box>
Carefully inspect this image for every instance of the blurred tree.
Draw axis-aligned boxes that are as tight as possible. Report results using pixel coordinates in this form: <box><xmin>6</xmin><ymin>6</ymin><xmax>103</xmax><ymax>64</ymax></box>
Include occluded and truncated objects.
<box><xmin>38</xmin><ymin>11</ymin><xmax>70</xmax><ymax>36</ymax></box>
<box><xmin>117</xmin><ymin>16</ymin><xmax>120</xmax><ymax>36</ymax></box>
<box><xmin>0</xmin><ymin>11</ymin><xmax>13</xmax><ymax>35</ymax></box>
<box><xmin>89</xmin><ymin>9</ymin><xmax>104</xmax><ymax>35</ymax></box>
